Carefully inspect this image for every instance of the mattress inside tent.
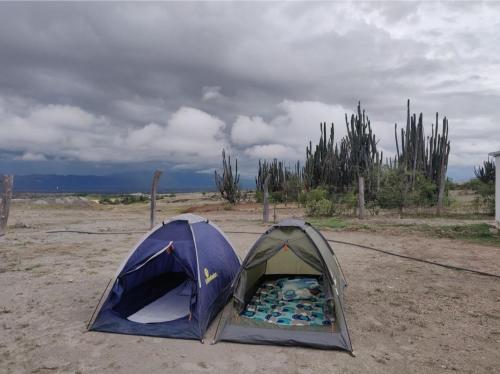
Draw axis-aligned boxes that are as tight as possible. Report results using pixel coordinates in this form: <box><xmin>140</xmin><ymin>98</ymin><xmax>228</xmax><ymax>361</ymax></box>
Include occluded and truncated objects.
<box><xmin>241</xmin><ymin>276</ymin><xmax>334</xmax><ymax>327</ymax></box>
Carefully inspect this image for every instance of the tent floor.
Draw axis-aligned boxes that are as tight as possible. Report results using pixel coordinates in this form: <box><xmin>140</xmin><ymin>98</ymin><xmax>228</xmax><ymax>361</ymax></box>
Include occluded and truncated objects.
<box><xmin>235</xmin><ymin>275</ymin><xmax>336</xmax><ymax>332</ymax></box>
<box><xmin>127</xmin><ymin>280</ymin><xmax>191</xmax><ymax>323</ymax></box>
<box><xmin>113</xmin><ymin>272</ymin><xmax>191</xmax><ymax>320</ymax></box>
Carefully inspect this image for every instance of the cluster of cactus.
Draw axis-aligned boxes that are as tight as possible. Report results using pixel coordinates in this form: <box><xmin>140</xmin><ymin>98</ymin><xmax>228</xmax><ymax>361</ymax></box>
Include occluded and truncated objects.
<box><xmin>474</xmin><ymin>158</ymin><xmax>495</xmax><ymax>184</ymax></box>
<box><xmin>303</xmin><ymin>123</ymin><xmax>353</xmax><ymax>192</ymax></box>
<box><xmin>214</xmin><ymin>149</ymin><xmax>240</xmax><ymax>204</ymax></box>
<box><xmin>303</xmin><ymin>102</ymin><xmax>382</xmax><ymax>199</ymax></box>
<box><xmin>392</xmin><ymin>100</ymin><xmax>450</xmax><ymax>211</ymax></box>
<box><xmin>255</xmin><ymin>159</ymin><xmax>302</xmax><ymax>193</ymax></box>
<box><xmin>345</xmin><ymin>102</ymin><xmax>383</xmax><ymax>196</ymax></box>
<box><xmin>251</xmin><ymin>100</ymin><xmax>451</xmax><ymax>216</ymax></box>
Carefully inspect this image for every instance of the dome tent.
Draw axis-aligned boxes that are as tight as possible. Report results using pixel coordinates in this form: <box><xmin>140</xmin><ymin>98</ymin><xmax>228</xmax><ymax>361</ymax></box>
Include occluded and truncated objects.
<box><xmin>214</xmin><ymin>219</ymin><xmax>352</xmax><ymax>352</ymax></box>
<box><xmin>89</xmin><ymin>214</ymin><xmax>240</xmax><ymax>341</ymax></box>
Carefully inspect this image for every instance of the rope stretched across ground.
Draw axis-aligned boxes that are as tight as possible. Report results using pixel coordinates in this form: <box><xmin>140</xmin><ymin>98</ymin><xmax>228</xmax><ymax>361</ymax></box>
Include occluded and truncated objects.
<box><xmin>46</xmin><ymin>229</ymin><xmax>500</xmax><ymax>280</ymax></box>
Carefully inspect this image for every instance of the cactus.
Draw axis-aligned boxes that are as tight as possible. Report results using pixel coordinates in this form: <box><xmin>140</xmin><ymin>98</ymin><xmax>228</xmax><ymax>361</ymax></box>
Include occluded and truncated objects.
<box><xmin>345</xmin><ymin>102</ymin><xmax>381</xmax><ymax>218</ymax></box>
<box><xmin>215</xmin><ymin>149</ymin><xmax>240</xmax><ymax>204</ymax></box>
<box><xmin>303</xmin><ymin>122</ymin><xmax>354</xmax><ymax>192</ymax></box>
<box><xmin>474</xmin><ymin>158</ymin><xmax>496</xmax><ymax>184</ymax></box>
<box><xmin>393</xmin><ymin>100</ymin><xmax>450</xmax><ymax>213</ymax></box>
<box><xmin>256</xmin><ymin>159</ymin><xmax>302</xmax><ymax>203</ymax></box>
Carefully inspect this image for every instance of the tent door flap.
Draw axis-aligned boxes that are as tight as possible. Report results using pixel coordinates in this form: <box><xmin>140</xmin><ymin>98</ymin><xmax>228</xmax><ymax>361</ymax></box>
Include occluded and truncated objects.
<box><xmin>120</xmin><ymin>241</ymin><xmax>174</xmax><ymax>278</ymax></box>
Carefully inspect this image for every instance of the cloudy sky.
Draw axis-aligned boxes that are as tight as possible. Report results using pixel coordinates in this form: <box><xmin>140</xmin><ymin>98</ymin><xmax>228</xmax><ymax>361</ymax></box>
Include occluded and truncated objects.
<box><xmin>1</xmin><ymin>2</ymin><xmax>499</xmax><ymax>180</ymax></box>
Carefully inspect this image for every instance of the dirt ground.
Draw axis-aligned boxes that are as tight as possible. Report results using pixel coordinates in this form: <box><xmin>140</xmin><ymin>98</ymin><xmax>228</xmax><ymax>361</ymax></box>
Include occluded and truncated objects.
<box><xmin>1</xmin><ymin>194</ymin><xmax>499</xmax><ymax>373</ymax></box>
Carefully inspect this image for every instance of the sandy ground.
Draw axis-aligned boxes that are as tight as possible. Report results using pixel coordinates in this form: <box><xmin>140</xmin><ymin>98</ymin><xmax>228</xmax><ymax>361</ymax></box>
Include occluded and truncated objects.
<box><xmin>1</xmin><ymin>194</ymin><xmax>499</xmax><ymax>373</ymax></box>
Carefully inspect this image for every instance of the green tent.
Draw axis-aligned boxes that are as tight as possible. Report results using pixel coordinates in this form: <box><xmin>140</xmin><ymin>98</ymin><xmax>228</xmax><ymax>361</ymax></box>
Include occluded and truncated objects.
<box><xmin>214</xmin><ymin>219</ymin><xmax>352</xmax><ymax>352</ymax></box>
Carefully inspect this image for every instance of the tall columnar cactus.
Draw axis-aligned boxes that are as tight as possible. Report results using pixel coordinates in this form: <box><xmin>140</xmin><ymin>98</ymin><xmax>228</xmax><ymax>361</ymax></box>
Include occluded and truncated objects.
<box><xmin>435</xmin><ymin>115</ymin><xmax>450</xmax><ymax>214</ymax></box>
<box><xmin>345</xmin><ymin>102</ymin><xmax>381</xmax><ymax>218</ymax></box>
<box><xmin>393</xmin><ymin>100</ymin><xmax>450</xmax><ymax>213</ymax></box>
<box><xmin>215</xmin><ymin>149</ymin><xmax>241</xmax><ymax>204</ymax></box>
<box><xmin>303</xmin><ymin>122</ymin><xmax>354</xmax><ymax>192</ymax></box>
<box><xmin>256</xmin><ymin>158</ymin><xmax>302</xmax><ymax>202</ymax></box>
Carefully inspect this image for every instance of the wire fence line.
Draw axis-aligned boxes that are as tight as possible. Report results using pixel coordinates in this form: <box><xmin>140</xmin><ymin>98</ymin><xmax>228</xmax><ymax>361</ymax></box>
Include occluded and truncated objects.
<box><xmin>46</xmin><ymin>228</ymin><xmax>500</xmax><ymax>279</ymax></box>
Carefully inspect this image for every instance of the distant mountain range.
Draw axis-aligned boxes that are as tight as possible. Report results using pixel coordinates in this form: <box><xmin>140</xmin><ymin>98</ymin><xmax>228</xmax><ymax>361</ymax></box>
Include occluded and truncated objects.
<box><xmin>9</xmin><ymin>164</ymin><xmax>474</xmax><ymax>194</ymax></box>
<box><xmin>12</xmin><ymin>171</ymin><xmax>254</xmax><ymax>194</ymax></box>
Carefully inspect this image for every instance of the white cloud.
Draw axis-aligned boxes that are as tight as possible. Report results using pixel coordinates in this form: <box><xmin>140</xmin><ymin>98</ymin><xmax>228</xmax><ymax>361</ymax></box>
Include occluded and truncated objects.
<box><xmin>244</xmin><ymin>144</ymin><xmax>297</xmax><ymax>160</ymax></box>
<box><xmin>270</xmin><ymin>100</ymin><xmax>347</xmax><ymax>149</ymax></box>
<box><xmin>233</xmin><ymin>100</ymin><xmax>348</xmax><ymax>161</ymax></box>
<box><xmin>125</xmin><ymin>106</ymin><xmax>227</xmax><ymax>164</ymax></box>
<box><xmin>0</xmin><ymin>99</ymin><xmax>229</xmax><ymax>168</ymax></box>
<box><xmin>231</xmin><ymin>115</ymin><xmax>274</xmax><ymax>146</ymax></box>
<box><xmin>15</xmin><ymin>152</ymin><xmax>47</xmax><ymax>161</ymax></box>
<box><xmin>0</xmin><ymin>102</ymin><xmax>111</xmax><ymax>160</ymax></box>
<box><xmin>2</xmin><ymin>2</ymin><xmax>500</xmax><ymax>178</ymax></box>
<box><xmin>202</xmin><ymin>86</ymin><xmax>223</xmax><ymax>101</ymax></box>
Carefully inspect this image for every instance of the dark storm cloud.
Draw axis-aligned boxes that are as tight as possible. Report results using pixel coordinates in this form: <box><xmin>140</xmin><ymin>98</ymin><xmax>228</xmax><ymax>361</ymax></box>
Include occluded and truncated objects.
<box><xmin>0</xmin><ymin>1</ymin><xmax>499</xmax><ymax>177</ymax></box>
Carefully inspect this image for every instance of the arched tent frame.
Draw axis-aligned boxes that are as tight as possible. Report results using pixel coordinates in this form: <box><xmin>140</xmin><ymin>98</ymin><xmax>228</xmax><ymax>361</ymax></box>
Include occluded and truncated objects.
<box><xmin>88</xmin><ymin>214</ymin><xmax>240</xmax><ymax>341</ymax></box>
<box><xmin>214</xmin><ymin>219</ymin><xmax>352</xmax><ymax>352</ymax></box>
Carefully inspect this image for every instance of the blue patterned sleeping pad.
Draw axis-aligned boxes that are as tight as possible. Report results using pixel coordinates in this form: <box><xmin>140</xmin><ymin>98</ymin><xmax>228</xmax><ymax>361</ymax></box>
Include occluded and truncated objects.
<box><xmin>241</xmin><ymin>277</ymin><xmax>333</xmax><ymax>326</ymax></box>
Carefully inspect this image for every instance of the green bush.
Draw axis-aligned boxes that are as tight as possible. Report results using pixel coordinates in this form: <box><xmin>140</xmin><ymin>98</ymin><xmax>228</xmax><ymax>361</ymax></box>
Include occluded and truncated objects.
<box><xmin>255</xmin><ymin>190</ymin><xmax>263</xmax><ymax>203</ymax></box>
<box><xmin>300</xmin><ymin>187</ymin><xmax>329</xmax><ymax>216</ymax></box>
<box><xmin>302</xmin><ymin>187</ymin><xmax>363</xmax><ymax>217</ymax></box>
<box><xmin>413</xmin><ymin>173</ymin><xmax>437</xmax><ymax>207</ymax></box>
<box><xmin>270</xmin><ymin>191</ymin><xmax>286</xmax><ymax>203</ymax></box>
<box><xmin>328</xmin><ymin>191</ymin><xmax>358</xmax><ymax>215</ymax></box>
<box><xmin>99</xmin><ymin>194</ymin><xmax>149</xmax><ymax>205</ymax></box>
<box><xmin>376</xmin><ymin>168</ymin><xmax>407</xmax><ymax>209</ymax></box>
<box><xmin>305</xmin><ymin>198</ymin><xmax>334</xmax><ymax>216</ymax></box>
<box><xmin>99</xmin><ymin>196</ymin><xmax>115</xmax><ymax>205</ymax></box>
<box><xmin>255</xmin><ymin>186</ymin><xmax>302</xmax><ymax>204</ymax></box>
<box><xmin>461</xmin><ymin>178</ymin><xmax>483</xmax><ymax>191</ymax></box>
<box><xmin>377</xmin><ymin>169</ymin><xmax>437</xmax><ymax>210</ymax></box>
<box><xmin>475</xmin><ymin>181</ymin><xmax>495</xmax><ymax>215</ymax></box>
<box><xmin>305</xmin><ymin>187</ymin><xmax>329</xmax><ymax>202</ymax></box>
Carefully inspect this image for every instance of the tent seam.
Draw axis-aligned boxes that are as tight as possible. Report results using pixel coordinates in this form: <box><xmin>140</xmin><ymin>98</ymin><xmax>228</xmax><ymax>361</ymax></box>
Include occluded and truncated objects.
<box><xmin>188</xmin><ymin>223</ymin><xmax>202</xmax><ymax>289</ymax></box>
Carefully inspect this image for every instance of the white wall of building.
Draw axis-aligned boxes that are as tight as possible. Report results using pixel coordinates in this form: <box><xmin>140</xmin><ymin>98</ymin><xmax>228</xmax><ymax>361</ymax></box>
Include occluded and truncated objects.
<box><xmin>496</xmin><ymin>155</ymin><xmax>500</xmax><ymax>225</ymax></box>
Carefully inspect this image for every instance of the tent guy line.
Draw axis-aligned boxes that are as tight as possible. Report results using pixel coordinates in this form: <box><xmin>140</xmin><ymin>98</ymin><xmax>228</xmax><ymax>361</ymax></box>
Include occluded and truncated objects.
<box><xmin>46</xmin><ymin>229</ymin><xmax>500</xmax><ymax>279</ymax></box>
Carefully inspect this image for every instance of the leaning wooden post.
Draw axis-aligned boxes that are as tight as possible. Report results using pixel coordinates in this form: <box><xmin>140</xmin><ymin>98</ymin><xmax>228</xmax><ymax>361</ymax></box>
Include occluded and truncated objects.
<box><xmin>358</xmin><ymin>174</ymin><xmax>365</xmax><ymax>219</ymax></box>
<box><xmin>263</xmin><ymin>175</ymin><xmax>270</xmax><ymax>223</ymax></box>
<box><xmin>150</xmin><ymin>170</ymin><xmax>162</xmax><ymax>229</ymax></box>
<box><xmin>0</xmin><ymin>175</ymin><xmax>14</xmax><ymax>237</ymax></box>
<box><xmin>436</xmin><ymin>117</ymin><xmax>450</xmax><ymax>215</ymax></box>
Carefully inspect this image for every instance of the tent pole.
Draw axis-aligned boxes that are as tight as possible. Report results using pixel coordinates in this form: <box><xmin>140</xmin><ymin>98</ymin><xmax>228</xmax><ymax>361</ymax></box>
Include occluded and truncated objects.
<box><xmin>86</xmin><ymin>278</ymin><xmax>112</xmax><ymax>330</ymax></box>
<box><xmin>211</xmin><ymin>303</ymin><xmax>228</xmax><ymax>344</ymax></box>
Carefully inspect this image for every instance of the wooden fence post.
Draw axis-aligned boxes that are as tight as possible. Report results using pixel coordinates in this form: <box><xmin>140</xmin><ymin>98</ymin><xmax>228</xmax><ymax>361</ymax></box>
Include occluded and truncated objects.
<box><xmin>0</xmin><ymin>175</ymin><xmax>14</xmax><ymax>236</ymax></box>
<box><xmin>263</xmin><ymin>175</ymin><xmax>270</xmax><ymax>223</ymax></box>
<box><xmin>150</xmin><ymin>170</ymin><xmax>162</xmax><ymax>229</ymax></box>
<box><xmin>358</xmin><ymin>175</ymin><xmax>365</xmax><ymax>219</ymax></box>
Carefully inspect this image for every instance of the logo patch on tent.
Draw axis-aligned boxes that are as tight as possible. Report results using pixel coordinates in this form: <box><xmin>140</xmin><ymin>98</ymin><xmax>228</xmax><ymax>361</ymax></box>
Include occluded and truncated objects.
<box><xmin>204</xmin><ymin>268</ymin><xmax>218</xmax><ymax>285</ymax></box>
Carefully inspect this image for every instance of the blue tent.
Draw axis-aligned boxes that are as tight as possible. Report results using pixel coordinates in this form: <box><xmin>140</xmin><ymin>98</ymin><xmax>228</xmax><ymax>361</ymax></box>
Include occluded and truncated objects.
<box><xmin>89</xmin><ymin>214</ymin><xmax>240</xmax><ymax>341</ymax></box>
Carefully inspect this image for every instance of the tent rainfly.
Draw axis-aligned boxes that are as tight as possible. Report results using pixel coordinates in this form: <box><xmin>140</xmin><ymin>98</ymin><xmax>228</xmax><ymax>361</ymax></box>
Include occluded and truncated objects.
<box><xmin>89</xmin><ymin>214</ymin><xmax>240</xmax><ymax>341</ymax></box>
<box><xmin>214</xmin><ymin>219</ymin><xmax>352</xmax><ymax>352</ymax></box>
